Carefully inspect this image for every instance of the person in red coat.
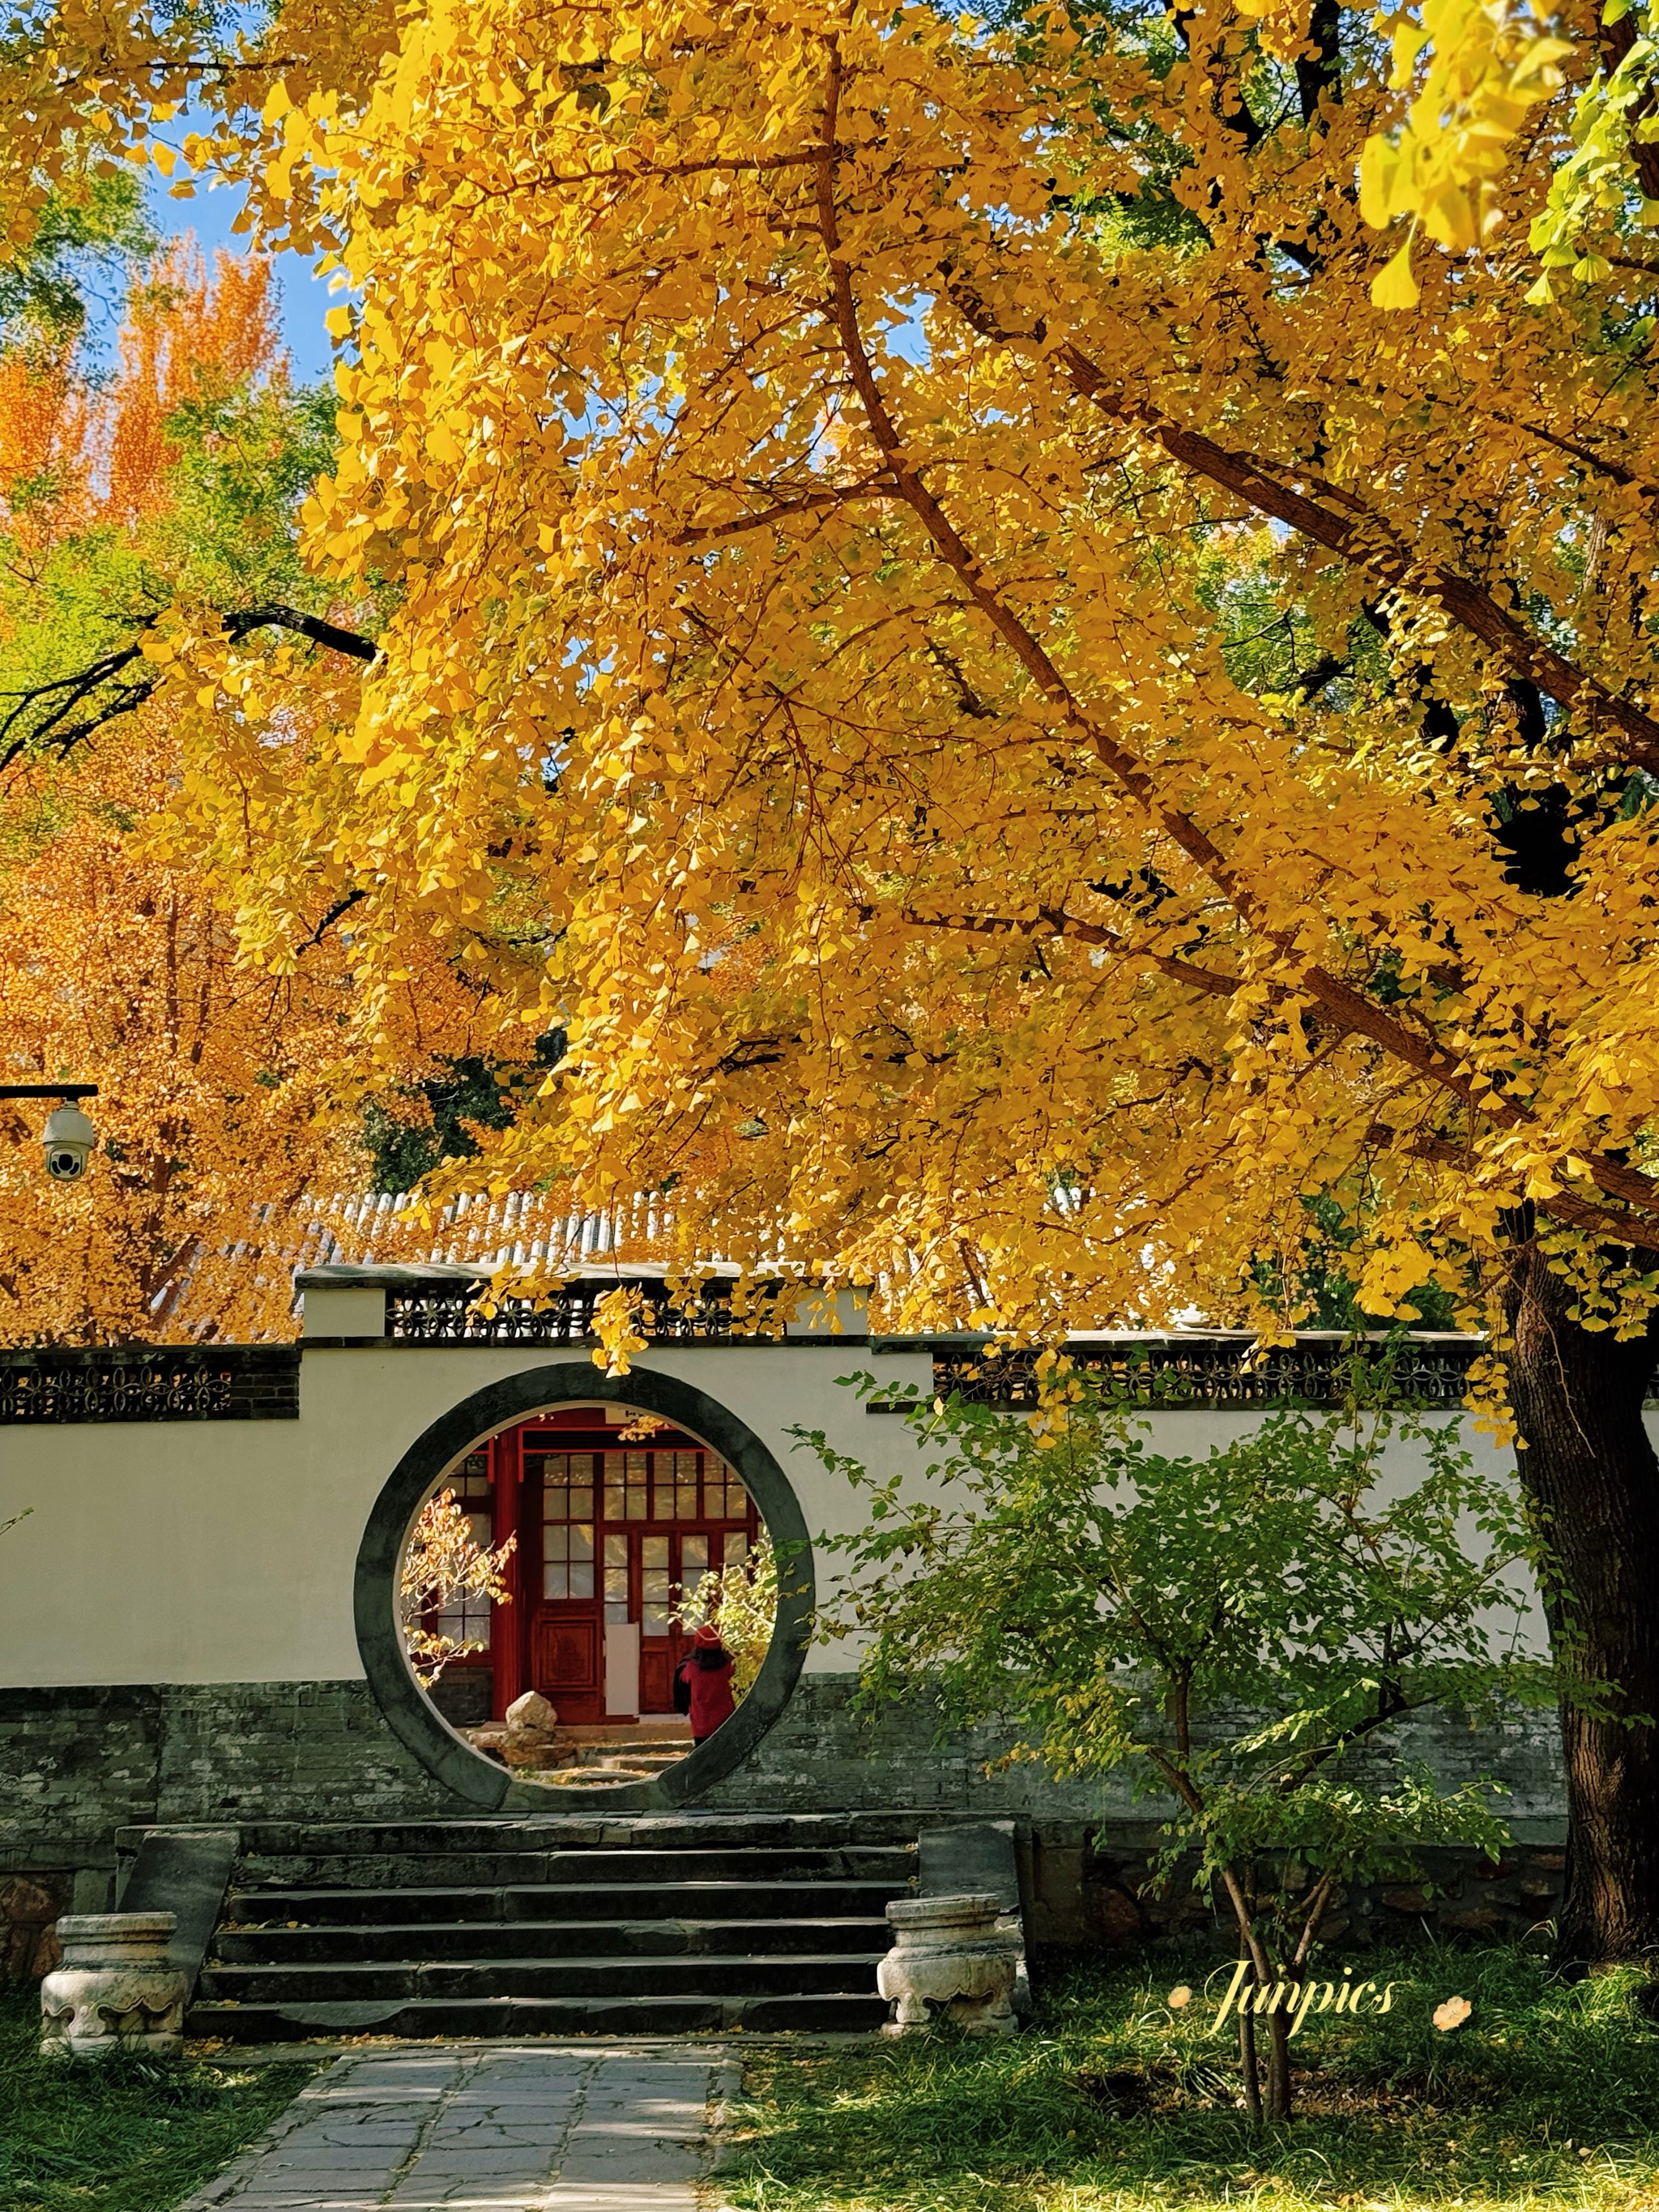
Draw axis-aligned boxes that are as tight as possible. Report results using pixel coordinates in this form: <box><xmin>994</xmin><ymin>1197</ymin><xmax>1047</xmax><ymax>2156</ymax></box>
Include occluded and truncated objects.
<box><xmin>677</xmin><ymin>1621</ymin><xmax>737</xmax><ymax>1744</ymax></box>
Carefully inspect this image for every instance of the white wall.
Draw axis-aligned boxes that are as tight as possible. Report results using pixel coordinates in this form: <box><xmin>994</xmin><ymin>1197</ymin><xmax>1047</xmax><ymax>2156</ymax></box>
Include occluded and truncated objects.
<box><xmin>0</xmin><ymin>1339</ymin><xmax>1565</xmax><ymax>1689</ymax></box>
<box><xmin>0</xmin><ymin>1339</ymin><xmax>932</xmax><ymax>1688</ymax></box>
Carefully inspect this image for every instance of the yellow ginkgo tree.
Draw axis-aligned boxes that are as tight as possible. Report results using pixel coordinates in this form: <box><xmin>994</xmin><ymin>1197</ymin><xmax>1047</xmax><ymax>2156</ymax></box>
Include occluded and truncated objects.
<box><xmin>1358</xmin><ymin>0</ymin><xmax>1573</xmax><ymax>304</ymax></box>
<box><xmin>6</xmin><ymin>0</ymin><xmax>1659</xmax><ymax>1965</ymax></box>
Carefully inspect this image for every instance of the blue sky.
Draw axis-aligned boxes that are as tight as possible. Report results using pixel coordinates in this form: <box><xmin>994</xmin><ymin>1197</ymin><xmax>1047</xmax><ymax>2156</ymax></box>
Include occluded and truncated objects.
<box><xmin>146</xmin><ymin>164</ymin><xmax>335</xmax><ymax>386</ymax></box>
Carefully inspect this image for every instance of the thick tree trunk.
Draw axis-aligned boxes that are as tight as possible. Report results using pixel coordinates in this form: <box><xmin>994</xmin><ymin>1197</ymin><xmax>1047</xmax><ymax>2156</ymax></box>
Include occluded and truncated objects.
<box><xmin>1504</xmin><ymin>1244</ymin><xmax>1659</xmax><ymax>1967</ymax></box>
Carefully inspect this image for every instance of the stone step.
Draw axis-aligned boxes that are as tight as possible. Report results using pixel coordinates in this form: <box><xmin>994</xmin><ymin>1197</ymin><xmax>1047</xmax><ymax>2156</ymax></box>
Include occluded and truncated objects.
<box><xmin>213</xmin><ymin>1915</ymin><xmax>892</xmax><ymax>1964</ymax></box>
<box><xmin>197</xmin><ymin>1951</ymin><xmax>885</xmax><ymax>2004</ymax></box>
<box><xmin>222</xmin><ymin>1878</ymin><xmax>906</xmax><ymax>1927</ymax></box>
<box><xmin>234</xmin><ymin>1845</ymin><xmax>916</xmax><ymax>1890</ymax></box>
<box><xmin>159</xmin><ymin>1813</ymin><xmax>929</xmax><ymax>2043</ymax></box>
<box><xmin>216</xmin><ymin>1813</ymin><xmax>923</xmax><ymax>1856</ymax></box>
<box><xmin>186</xmin><ymin>1990</ymin><xmax>890</xmax><ymax>2040</ymax></box>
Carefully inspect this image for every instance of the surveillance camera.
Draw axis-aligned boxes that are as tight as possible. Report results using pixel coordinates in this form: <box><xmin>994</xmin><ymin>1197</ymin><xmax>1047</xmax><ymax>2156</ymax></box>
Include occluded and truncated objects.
<box><xmin>43</xmin><ymin>1100</ymin><xmax>95</xmax><ymax>1182</ymax></box>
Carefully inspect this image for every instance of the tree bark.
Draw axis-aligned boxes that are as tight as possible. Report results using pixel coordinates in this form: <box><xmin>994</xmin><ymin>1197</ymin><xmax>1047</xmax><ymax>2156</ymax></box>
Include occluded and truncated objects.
<box><xmin>1504</xmin><ymin>1243</ymin><xmax>1659</xmax><ymax>1967</ymax></box>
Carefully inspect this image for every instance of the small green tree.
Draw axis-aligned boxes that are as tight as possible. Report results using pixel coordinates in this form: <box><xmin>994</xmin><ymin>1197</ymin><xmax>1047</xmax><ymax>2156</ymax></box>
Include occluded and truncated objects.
<box><xmin>670</xmin><ymin>1533</ymin><xmax>778</xmax><ymax>1701</ymax></box>
<box><xmin>800</xmin><ymin>1373</ymin><xmax>1580</xmax><ymax>2121</ymax></box>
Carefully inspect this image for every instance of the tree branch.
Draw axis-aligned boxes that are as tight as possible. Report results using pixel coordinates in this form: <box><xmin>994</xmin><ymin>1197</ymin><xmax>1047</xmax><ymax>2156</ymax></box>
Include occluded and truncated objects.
<box><xmin>882</xmin><ymin>903</ymin><xmax>1245</xmax><ymax>1000</ymax></box>
<box><xmin>1365</xmin><ymin>1121</ymin><xmax>1659</xmax><ymax>1254</ymax></box>
<box><xmin>298</xmin><ymin>887</ymin><xmax>366</xmax><ymax>952</ymax></box>
<box><xmin>0</xmin><ymin>604</ymin><xmax>377</xmax><ymax>771</ymax></box>
<box><xmin>936</xmin><ymin>266</ymin><xmax>1659</xmax><ymax>773</ymax></box>
<box><xmin>1057</xmin><ymin>344</ymin><xmax>1659</xmax><ymax>777</ymax></box>
<box><xmin>672</xmin><ymin>484</ymin><xmax>889</xmax><ymax>546</ymax></box>
<box><xmin>814</xmin><ymin>113</ymin><xmax>1659</xmax><ymax>1241</ymax></box>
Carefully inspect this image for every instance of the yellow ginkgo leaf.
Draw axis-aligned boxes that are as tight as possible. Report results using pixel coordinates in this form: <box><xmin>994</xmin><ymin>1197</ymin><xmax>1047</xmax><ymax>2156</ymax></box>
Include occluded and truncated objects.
<box><xmin>1371</xmin><ymin>239</ymin><xmax>1422</xmax><ymax>308</ymax></box>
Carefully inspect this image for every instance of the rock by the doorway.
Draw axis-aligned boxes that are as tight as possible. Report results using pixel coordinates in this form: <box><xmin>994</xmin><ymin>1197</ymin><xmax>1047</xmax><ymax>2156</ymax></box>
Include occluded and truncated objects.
<box><xmin>505</xmin><ymin>1690</ymin><xmax>557</xmax><ymax>1736</ymax></box>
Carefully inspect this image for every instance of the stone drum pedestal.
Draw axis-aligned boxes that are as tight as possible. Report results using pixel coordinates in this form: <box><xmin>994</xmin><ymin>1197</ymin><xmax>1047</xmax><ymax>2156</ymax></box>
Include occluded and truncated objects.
<box><xmin>41</xmin><ymin>1912</ymin><xmax>188</xmax><ymax>2060</ymax></box>
<box><xmin>877</xmin><ymin>1892</ymin><xmax>1018</xmax><ymax>2037</ymax></box>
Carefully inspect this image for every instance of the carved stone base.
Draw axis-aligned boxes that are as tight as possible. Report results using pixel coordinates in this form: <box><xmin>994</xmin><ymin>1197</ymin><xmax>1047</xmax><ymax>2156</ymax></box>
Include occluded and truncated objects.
<box><xmin>41</xmin><ymin>1912</ymin><xmax>187</xmax><ymax>2060</ymax></box>
<box><xmin>876</xmin><ymin>1893</ymin><xmax>1018</xmax><ymax>2037</ymax></box>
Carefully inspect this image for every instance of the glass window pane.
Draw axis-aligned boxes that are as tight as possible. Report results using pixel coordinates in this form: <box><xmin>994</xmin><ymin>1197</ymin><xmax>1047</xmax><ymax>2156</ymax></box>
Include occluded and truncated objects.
<box><xmin>569</xmin><ymin>1524</ymin><xmax>593</xmax><ymax>1561</ymax></box>
<box><xmin>672</xmin><ymin>1482</ymin><xmax>694</xmax><ymax>1518</ymax></box>
<box><xmin>625</xmin><ymin>1485</ymin><xmax>646</xmax><ymax>1520</ymax></box>
<box><xmin>603</xmin><ymin>1566</ymin><xmax>629</xmax><ymax>1603</ymax></box>
<box><xmin>682</xmin><ymin>1535</ymin><xmax>708</xmax><ymax>1573</ymax></box>
<box><xmin>544</xmin><ymin>1564</ymin><xmax>569</xmax><ymax>1599</ymax></box>
<box><xmin>439</xmin><ymin>1597</ymin><xmax>491</xmax><ymax>1646</ymax></box>
<box><xmin>626</xmin><ymin>1450</ymin><xmax>648</xmax><ymax>1480</ymax></box>
<box><xmin>604</xmin><ymin>1481</ymin><xmax>625</xmax><ymax>1520</ymax></box>
<box><xmin>543</xmin><ymin>1454</ymin><xmax>600</xmax><ymax>1523</ymax></box>
<box><xmin>569</xmin><ymin>1561</ymin><xmax>595</xmax><ymax>1599</ymax></box>
<box><xmin>650</xmin><ymin>1475</ymin><xmax>670</xmax><ymax>1519</ymax></box>
<box><xmin>603</xmin><ymin>1533</ymin><xmax>628</xmax><ymax>1565</ymax></box>
<box><xmin>725</xmin><ymin>1531</ymin><xmax>750</xmax><ymax>1568</ymax></box>
<box><xmin>642</xmin><ymin>1558</ymin><xmax>670</xmax><ymax>1632</ymax></box>
<box><xmin>642</xmin><ymin>1536</ymin><xmax>668</xmax><ymax>1568</ymax></box>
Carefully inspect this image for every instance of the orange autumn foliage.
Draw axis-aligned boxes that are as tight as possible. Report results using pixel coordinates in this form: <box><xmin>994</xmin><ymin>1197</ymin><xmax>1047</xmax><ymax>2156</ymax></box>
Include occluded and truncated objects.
<box><xmin>0</xmin><ymin>243</ymin><xmax>278</xmax><ymax>558</ymax></box>
<box><xmin>0</xmin><ymin>719</ymin><xmax>366</xmax><ymax>1342</ymax></box>
<box><xmin>0</xmin><ymin>248</ymin><xmax>493</xmax><ymax>1342</ymax></box>
<box><xmin>106</xmin><ymin>246</ymin><xmax>278</xmax><ymax>524</ymax></box>
<box><xmin>0</xmin><ymin>345</ymin><xmax>87</xmax><ymax>551</ymax></box>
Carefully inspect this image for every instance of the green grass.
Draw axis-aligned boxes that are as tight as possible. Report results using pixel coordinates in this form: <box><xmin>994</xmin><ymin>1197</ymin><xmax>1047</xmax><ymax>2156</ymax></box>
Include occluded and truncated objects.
<box><xmin>0</xmin><ymin>1988</ymin><xmax>313</xmax><ymax>2212</ymax></box>
<box><xmin>725</xmin><ymin>1944</ymin><xmax>1659</xmax><ymax>2211</ymax></box>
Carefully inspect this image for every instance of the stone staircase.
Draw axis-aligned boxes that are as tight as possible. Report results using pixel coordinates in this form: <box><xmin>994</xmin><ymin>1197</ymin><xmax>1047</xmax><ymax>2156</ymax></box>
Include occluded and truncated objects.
<box><xmin>179</xmin><ymin>1815</ymin><xmax>916</xmax><ymax>2039</ymax></box>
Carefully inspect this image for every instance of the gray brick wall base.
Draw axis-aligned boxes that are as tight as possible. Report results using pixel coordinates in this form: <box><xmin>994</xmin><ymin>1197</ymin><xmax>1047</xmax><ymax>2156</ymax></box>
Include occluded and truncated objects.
<box><xmin>1</xmin><ymin>1674</ymin><xmax>1570</xmax><ymax>1971</ymax></box>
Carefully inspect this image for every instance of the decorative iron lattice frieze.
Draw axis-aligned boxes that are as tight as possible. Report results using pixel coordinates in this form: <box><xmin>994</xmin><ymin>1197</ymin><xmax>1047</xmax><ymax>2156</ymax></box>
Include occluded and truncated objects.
<box><xmin>929</xmin><ymin>1335</ymin><xmax>1486</xmax><ymax>1411</ymax></box>
<box><xmin>0</xmin><ymin>1346</ymin><xmax>299</xmax><ymax>1424</ymax></box>
<box><xmin>385</xmin><ymin>1279</ymin><xmax>766</xmax><ymax>1344</ymax></box>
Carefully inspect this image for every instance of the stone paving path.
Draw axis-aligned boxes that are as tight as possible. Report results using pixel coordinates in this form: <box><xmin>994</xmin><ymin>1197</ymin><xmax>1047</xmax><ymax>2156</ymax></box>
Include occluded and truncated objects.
<box><xmin>180</xmin><ymin>2044</ymin><xmax>740</xmax><ymax>2211</ymax></box>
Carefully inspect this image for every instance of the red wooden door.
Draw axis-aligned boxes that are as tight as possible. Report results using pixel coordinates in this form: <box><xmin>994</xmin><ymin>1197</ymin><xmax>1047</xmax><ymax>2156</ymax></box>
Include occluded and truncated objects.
<box><xmin>525</xmin><ymin>1440</ymin><xmax>603</xmax><ymax>1720</ymax></box>
<box><xmin>506</xmin><ymin>1416</ymin><xmax>761</xmax><ymax>1726</ymax></box>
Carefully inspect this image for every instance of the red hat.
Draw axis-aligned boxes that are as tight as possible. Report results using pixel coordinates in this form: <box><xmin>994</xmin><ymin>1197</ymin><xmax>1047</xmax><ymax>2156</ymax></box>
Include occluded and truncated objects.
<box><xmin>692</xmin><ymin>1622</ymin><xmax>723</xmax><ymax>1647</ymax></box>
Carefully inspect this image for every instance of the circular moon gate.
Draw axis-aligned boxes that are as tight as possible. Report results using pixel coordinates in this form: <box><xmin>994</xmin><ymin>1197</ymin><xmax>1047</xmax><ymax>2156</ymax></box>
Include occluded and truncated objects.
<box><xmin>355</xmin><ymin>1362</ymin><xmax>815</xmax><ymax>1811</ymax></box>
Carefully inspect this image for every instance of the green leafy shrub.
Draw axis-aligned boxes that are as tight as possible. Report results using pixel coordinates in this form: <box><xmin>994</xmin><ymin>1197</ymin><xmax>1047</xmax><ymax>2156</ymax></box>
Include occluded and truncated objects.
<box><xmin>800</xmin><ymin>1370</ymin><xmax>1580</xmax><ymax>2119</ymax></box>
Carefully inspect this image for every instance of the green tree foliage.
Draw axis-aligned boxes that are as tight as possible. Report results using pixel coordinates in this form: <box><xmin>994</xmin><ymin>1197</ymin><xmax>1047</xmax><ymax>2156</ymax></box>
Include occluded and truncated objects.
<box><xmin>802</xmin><ymin>1373</ymin><xmax>1574</xmax><ymax>2117</ymax></box>
<box><xmin>671</xmin><ymin>1532</ymin><xmax>778</xmax><ymax>1700</ymax></box>
<box><xmin>0</xmin><ymin>170</ymin><xmax>153</xmax><ymax>346</ymax></box>
<box><xmin>364</xmin><ymin>1028</ymin><xmax>567</xmax><ymax>1192</ymax></box>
